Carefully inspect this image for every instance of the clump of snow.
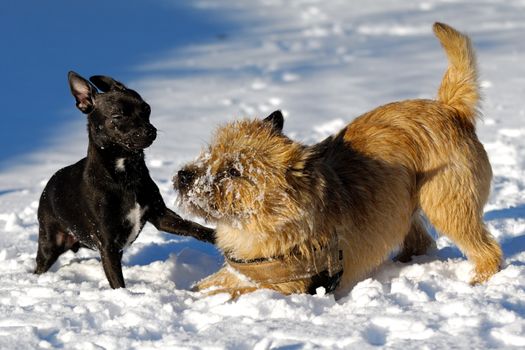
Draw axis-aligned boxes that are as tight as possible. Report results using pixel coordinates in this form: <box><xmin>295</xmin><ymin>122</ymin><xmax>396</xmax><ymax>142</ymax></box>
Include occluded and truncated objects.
<box><xmin>1</xmin><ymin>0</ymin><xmax>525</xmax><ymax>348</ymax></box>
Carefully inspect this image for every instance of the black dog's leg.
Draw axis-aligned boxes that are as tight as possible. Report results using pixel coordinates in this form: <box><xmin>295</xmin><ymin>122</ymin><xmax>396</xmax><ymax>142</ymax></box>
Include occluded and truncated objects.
<box><xmin>100</xmin><ymin>247</ymin><xmax>125</xmax><ymax>289</ymax></box>
<box><xmin>152</xmin><ymin>208</ymin><xmax>215</xmax><ymax>244</ymax></box>
<box><xmin>35</xmin><ymin>223</ymin><xmax>76</xmax><ymax>274</ymax></box>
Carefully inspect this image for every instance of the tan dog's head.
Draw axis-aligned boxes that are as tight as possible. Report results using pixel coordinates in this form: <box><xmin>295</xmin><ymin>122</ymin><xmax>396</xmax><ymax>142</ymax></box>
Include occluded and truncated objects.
<box><xmin>174</xmin><ymin>111</ymin><xmax>306</xmax><ymax>229</ymax></box>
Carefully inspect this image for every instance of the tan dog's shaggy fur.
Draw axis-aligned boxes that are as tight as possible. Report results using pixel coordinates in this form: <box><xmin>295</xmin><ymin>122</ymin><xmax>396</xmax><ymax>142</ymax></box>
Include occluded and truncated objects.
<box><xmin>175</xmin><ymin>23</ymin><xmax>502</xmax><ymax>297</ymax></box>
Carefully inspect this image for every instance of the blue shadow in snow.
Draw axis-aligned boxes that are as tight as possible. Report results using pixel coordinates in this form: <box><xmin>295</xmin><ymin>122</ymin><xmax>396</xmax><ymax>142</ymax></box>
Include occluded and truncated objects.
<box><xmin>484</xmin><ymin>205</ymin><xmax>525</xmax><ymax>221</ymax></box>
<box><xmin>126</xmin><ymin>235</ymin><xmax>221</xmax><ymax>267</ymax></box>
<box><xmin>501</xmin><ymin>235</ymin><xmax>525</xmax><ymax>258</ymax></box>
<box><xmin>0</xmin><ymin>188</ymin><xmax>24</xmax><ymax>196</ymax></box>
<box><xmin>435</xmin><ymin>246</ymin><xmax>463</xmax><ymax>260</ymax></box>
<box><xmin>485</xmin><ymin>205</ymin><xmax>525</xmax><ymax>258</ymax></box>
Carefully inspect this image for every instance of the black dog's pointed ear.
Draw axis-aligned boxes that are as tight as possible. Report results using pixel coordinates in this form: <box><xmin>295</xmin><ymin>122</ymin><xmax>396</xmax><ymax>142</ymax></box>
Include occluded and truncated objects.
<box><xmin>89</xmin><ymin>75</ymin><xmax>127</xmax><ymax>93</ymax></box>
<box><xmin>263</xmin><ymin>110</ymin><xmax>284</xmax><ymax>133</ymax></box>
<box><xmin>68</xmin><ymin>71</ymin><xmax>96</xmax><ymax>114</ymax></box>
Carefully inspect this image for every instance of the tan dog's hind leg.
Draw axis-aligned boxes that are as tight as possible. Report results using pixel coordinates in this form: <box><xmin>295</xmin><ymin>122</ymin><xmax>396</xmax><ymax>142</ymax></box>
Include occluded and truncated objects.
<box><xmin>420</xmin><ymin>161</ymin><xmax>502</xmax><ymax>284</ymax></box>
<box><xmin>395</xmin><ymin>214</ymin><xmax>435</xmax><ymax>263</ymax></box>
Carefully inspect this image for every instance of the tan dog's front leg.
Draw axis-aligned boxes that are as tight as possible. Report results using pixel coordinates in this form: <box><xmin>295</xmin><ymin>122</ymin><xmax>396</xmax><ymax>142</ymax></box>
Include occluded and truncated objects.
<box><xmin>194</xmin><ymin>267</ymin><xmax>257</xmax><ymax>298</ymax></box>
<box><xmin>202</xmin><ymin>287</ymin><xmax>259</xmax><ymax>300</ymax></box>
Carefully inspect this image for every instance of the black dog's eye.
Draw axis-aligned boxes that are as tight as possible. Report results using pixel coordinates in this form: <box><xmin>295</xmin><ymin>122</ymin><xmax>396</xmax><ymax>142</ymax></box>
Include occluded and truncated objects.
<box><xmin>112</xmin><ymin>114</ymin><xmax>124</xmax><ymax>121</ymax></box>
<box><xmin>228</xmin><ymin>168</ymin><xmax>241</xmax><ymax>177</ymax></box>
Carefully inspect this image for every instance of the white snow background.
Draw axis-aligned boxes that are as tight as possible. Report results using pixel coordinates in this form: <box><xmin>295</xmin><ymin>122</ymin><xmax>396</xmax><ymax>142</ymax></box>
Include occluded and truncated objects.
<box><xmin>1</xmin><ymin>0</ymin><xmax>525</xmax><ymax>348</ymax></box>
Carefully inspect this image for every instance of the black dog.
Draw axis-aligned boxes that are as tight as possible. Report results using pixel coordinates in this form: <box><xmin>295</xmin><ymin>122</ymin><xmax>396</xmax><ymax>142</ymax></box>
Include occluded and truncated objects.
<box><xmin>35</xmin><ymin>71</ymin><xmax>214</xmax><ymax>288</ymax></box>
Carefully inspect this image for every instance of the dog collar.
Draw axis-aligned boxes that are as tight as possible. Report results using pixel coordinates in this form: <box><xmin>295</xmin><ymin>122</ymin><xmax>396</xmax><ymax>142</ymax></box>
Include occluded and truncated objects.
<box><xmin>225</xmin><ymin>235</ymin><xmax>343</xmax><ymax>292</ymax></box>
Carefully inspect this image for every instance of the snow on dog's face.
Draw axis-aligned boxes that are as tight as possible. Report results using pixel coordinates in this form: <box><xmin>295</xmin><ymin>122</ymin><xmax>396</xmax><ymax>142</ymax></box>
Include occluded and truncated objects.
<box><xmin>174</xmin><ymin>111</ymin><xmax>304</xmax><ymax>227</ymax></box>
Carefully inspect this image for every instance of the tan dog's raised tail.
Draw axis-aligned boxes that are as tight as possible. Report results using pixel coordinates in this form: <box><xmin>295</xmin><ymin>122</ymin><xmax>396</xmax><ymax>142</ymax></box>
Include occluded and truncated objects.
<box><xmin>175</xmin><ymin>23</ymin><xmax>502</xmax><ymax>298</ymax></box>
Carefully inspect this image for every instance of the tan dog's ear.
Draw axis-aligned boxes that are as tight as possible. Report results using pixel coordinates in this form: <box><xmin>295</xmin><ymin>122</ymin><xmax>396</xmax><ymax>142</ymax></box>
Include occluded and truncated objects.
<box><xmin>263</xmin><ymin>110</ymin><xmax>284</xmax><ymax>133</ymax></box>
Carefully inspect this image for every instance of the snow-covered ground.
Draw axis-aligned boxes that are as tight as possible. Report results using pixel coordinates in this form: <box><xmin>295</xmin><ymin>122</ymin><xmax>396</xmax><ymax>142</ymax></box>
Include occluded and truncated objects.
<box><xmin>1</xmin><ymin>0</ymin><xmax>525</xmax><ymax>348</ymax></box>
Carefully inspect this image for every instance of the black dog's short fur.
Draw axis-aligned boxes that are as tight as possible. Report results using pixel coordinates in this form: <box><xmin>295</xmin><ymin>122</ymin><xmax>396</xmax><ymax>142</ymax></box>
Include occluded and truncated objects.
<box><xmin>35</xmin><ymin>72</ymin><xmax>214</xmax><ymax>288</ymax></box>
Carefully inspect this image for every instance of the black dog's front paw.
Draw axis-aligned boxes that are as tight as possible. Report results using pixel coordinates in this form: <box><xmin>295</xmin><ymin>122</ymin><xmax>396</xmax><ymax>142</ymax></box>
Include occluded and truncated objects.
<box><xmin>153</xmin><ymin>208</ymin><xmax>216</xmax><ymax>244</ymax></box>
<box><xmin>193</xmin><ymin>224</ymin><xmax>216</xmax><ymax>244</ymax></box>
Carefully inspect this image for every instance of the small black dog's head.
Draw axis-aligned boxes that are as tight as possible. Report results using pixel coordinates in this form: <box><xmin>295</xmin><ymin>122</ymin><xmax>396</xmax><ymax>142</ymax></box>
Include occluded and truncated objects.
<box><xmin>68</xmin><ymin>71</ymin><xmax>157</xmax><ymax>151</ymax></box>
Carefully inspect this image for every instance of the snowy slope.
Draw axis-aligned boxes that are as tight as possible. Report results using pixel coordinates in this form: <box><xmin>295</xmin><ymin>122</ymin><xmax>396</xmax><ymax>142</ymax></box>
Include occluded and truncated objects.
<box><xmin>1</xmin><ymin>0</ymin><xmax>525</xmax><ymax>348</ymax></box>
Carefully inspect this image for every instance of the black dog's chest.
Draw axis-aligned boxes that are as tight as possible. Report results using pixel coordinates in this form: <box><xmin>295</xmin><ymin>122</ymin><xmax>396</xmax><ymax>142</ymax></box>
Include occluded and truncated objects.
<box><xmin>66</xmin><ymin>197</ymin><xmax>145</xmax><ymax>250</ymax></box>
<box><xmin>70</xmin><ymin>200</ymin><xmax>147</xmax><ymax>251</ymax></box>
<box><xmin>44</xmin><ymin>160</ymin><xmax>150</xmax><ymax>251</ymax></box>
<box><xmin>81</xmin><ymin>191</ymin><xmax>148</xmax><ymax>250</ymax></box>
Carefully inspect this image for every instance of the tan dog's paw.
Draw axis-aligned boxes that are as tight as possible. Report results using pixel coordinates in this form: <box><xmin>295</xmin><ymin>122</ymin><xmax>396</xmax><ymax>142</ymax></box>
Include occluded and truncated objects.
<box><xmin>470</xmin><ymin>261</ymin><xmax>501</xmax><ymax>285</ymax></box>
<box><xmin>208</xmin><ymin>287</ymin><xmax>259</xmax><ymax>300</ymax></box>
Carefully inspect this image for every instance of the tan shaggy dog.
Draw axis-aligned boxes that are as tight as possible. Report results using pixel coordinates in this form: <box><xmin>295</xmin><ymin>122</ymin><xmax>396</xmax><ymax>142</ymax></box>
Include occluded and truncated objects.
<box><xmin>174</xmin><ymin>23</ymin><xmax>502</xmax><ymax>298</ymax></box>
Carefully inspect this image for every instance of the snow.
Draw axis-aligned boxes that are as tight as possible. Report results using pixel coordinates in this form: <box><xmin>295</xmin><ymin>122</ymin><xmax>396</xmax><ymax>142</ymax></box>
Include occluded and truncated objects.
<box><xmin>2</xmin><ymin>0</ymin><xmax>525</xmax><ymax>348</ymax></box>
